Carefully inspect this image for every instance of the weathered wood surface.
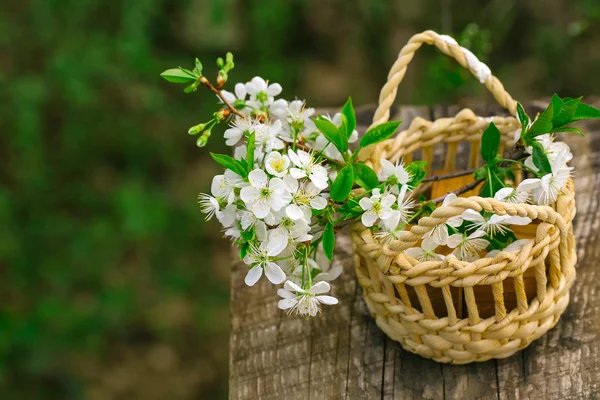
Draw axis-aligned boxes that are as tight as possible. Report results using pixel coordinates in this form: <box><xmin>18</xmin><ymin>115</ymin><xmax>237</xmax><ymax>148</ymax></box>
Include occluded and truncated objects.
<box><xmin>229</xmin><ymin>99</ymin><xmax>600</xmax><ymax>400</ymax></box>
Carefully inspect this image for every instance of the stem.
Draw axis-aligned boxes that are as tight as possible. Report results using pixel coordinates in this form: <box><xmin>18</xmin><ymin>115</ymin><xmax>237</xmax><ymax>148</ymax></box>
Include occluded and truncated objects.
<box><xmin>431</xmin><ymin>178</ymin><xmax>485</xmax><ymax>204</ymax></box>
<box><xmin>499</xmin><ymin>158</ymin><xmax>540</xmax><ymax>176</ymax></box>
<box><xmin>201</xmin><ymin>78</ymin><xmax>246</xmax><ymax>119</ymax></box>
<box><xmin>487</xmin><ymin>167</ymin><xmax>494</xmax><ymax>197</ymax></box>
<box><xmin>422</xmin><ymin>168</ymin><xmax>476</xmax><ymax>182</ymax></box>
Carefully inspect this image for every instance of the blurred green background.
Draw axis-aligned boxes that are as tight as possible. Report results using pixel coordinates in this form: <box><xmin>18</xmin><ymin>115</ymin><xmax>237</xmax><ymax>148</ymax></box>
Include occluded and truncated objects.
<box><xmin>2</xmin><ymin>0</ymin><xmax>600</xmax><ymax>398</ymax></box>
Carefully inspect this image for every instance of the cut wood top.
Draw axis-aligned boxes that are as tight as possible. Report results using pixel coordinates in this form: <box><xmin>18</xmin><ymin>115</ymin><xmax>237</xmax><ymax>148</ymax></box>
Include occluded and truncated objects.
<box><xmin>229</xmin><ymin>99</ymin><xmax>600</xmax><ymax>400</ymax></box>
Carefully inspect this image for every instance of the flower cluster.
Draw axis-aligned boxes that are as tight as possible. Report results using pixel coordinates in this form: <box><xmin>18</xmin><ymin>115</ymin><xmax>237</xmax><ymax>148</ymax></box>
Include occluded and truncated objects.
<box><xmin>161</xmin><ymin>54</ymin><xmax>598</xmax><ymax>317</ymax></box>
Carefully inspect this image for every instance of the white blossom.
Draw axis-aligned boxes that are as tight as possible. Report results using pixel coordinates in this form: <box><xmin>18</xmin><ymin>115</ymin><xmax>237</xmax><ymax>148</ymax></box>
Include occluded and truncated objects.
<box><xmin>284</xmin><ymin>177</ymin><xmax>328</xmax><ymax>221</ymax></box>
<box><xmin>288</xmin><ymin>149</ymin><xmax>329</xmax><ymax>189</ymax></box>
<box><xmin>447</xmin><ymin>230</ymin><xmax>490</xmax><ymax>262</ymax></box>
<box><xmin>238</xmin><ymin>210</ymin><xmax>268</xmax><ymax>241</ymax></box>
<box><xmin>405</xmin><ymin>237</ymin><xmax>446</xmax><ymax>262</ymax></box>
<box><xmin>494</xmin><ymin>179</ymin><xmax>540</xmax><ymax>203</ymax></box>
<box><xmin>211</xmin><ymin>169</ymin><xmax>243</xmax><ymax>204</ymax></box>
<box><xmin>530</xmin><ymin>149</ymin><xmax>573</xmax><ymax>205</ymax></box>
<box><xmin>240</xmin><ymin>169</ymin><xmax>290</xmax><ymax>218</ymax></box>
<box><xmin>524</xmin><ymin>134</ymin><xmax>573</xmax><ymax>172</ymax></box>
<box><xmin>267</xmin><ymin>216</ymin><xmax>313</xmax><ymax>256</ymax></box>
<box><xmin>264</xmin><ymin>151</ymin><xmax>290</xmax><ymax>177</ymax></box>
<box><xmin>277</xmin><ymin>280</ymin><xmax>338</xmax><ymax>316</ymax></box>
<box><xmin>281</xmin><ymin>100</ymin><xmax>316</xmax><ymax>139</ymax></box>
<box><xmin>245</xmin><ymin>76</ymin><xmax>282</xmax><ymax>108</ymax></box>
<box><xmin>198</xmin><ymin>194</ymin><xmax>220</xmax><ymax>221</ymax></box>
<box><xmin>379</xmin><ymin>159</ymin><xmax>411</xmax><ymax>188</ymax></box>
<box><xmin>254</xmin><ymin>120</ymin><xmax>285</xmax><ymax>154</ymax></box>
<box><xmin>224</xmin><ymin>117</ymin><xmax>259</xmax><ymax>146</ymax></box>
<box><xmin>461</xmin><ymin>209</ymin><xmax>531</xmax><ymax>237</ymax></box>
<box><xmin>359</xmin><ymin>189</ymin><xmax>396</xmax><ymax>227</ymax></box>
<box><xmin>243</xmin><ymin>241</ymin><xmax>287</xmax><ymax>286</ymax></box>
<box><xmin>220</xmin><ymin>83</ymin><xmax>249</xmax><ymax>112</ymax></box>
<box><xmin>424</xmin><ymin>193</ymin><xmax>464</xmax><ymax>245</ymax></box>
<box><xmin>216</xmin><ymin>203</ymin><xmax>237</xmax><ymax>227</ymax></box>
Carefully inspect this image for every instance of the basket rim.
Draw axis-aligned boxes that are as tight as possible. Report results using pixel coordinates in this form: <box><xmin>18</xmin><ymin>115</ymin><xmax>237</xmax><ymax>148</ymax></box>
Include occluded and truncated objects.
<box><xmin>350</xmin><ymin>178</ymin><xmax>575</xmax><ymax>278</ymax></box>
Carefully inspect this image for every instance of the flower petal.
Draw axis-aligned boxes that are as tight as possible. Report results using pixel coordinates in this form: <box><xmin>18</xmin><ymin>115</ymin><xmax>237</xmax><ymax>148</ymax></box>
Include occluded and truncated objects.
<box><xmin>316</xmin><ymin>295</ymin><xmax>338</xmax><ymax>305</ymax></box>
<box><xmin>240</xmin><ymin>186</ymin><xmax>260</xmax><ymax>204</ymax></box>
<box><xmin>309</xmin><ymin>281</ymin><xmax>331</xmax><ymax>294</ymax></box>
<box><xmin>361</xmin><ymin>211</ymin><xmax>378</xmax><ymax>227</ymax></box>
<box><xmin>244</xmin><ymin>265</ymin><xmax>263</xmax><ymax>286</ymax></box>
<box><xmin>446</xmin><ymin>233</ymin><xmax>464</xmax><ymax>249</ymax></box>
<box><xmin>278</xmin><ymin>298</ymin><xmax>298</xmax><ymax>310</ymax></box>
<box><xmin>310</xmin><ymin>196</ymin><xmax>327</xmax><ymax>210</ymax></box>
<box><xmin>284</xmin><ymin>280</ymin><xmax>304</xmax><ymax>293</ymax></box>
<box><xmin>265</xmin><ymin>261</ymin><xmax>286</xmax><ymax>284</ymax></box>
<box><xmin>359</xmin><ymin>198</ymin><xmax>373</xmax><ymax>211</ymax></box>
<box><xmin>404</xmin><ymin>247</ymin><xmax>424</xmax><ymax>259</ymax></box>
<box><xmin>421</xmin><ymin>237</ymin><xmax>438</xmax><ymax>252</ymax></box>
<box><xmin>277</xmin><ymin>288</ymin><xmax>295</xmax><ymax>299</ymax></box>
<box><xmin>267</xmin><ymin>83</ymin><xmax>282</xmax><ymax>96</ymax></box>
<box><xmin>267</xmin><ymin>229</ymin><xmax>288</xmax><ymax>256</ymax></box>
<box><xmin>461</xmin><ymin>209</ymin><xmax>485</xmax><ymax>223</ymax></box>
<box><xmin>248</xmin><ymin>169</ymin><xmax>268</xmax><ymax>188</ymax></box>
<box><xmin>251</xmin><ymin>200</ymin><xmax>271</xmax><ymax>219</ymax></box>
<box><xmin>506</xmin><ymin>216</ymin><xmax>532</xmax><ymax>225</ymax></box>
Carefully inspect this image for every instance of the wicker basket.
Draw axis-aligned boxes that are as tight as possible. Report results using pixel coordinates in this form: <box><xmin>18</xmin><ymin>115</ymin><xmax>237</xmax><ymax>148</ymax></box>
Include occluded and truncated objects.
<box><xmin>350</xmin><ymin>30</ymin><xmax>577</xmax><ymax>364</ymax></box>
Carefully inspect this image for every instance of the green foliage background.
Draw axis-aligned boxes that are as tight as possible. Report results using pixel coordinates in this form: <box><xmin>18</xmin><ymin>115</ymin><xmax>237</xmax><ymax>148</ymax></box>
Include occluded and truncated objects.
<box><xmin>2</xmin><ymin>0</ymin><xmax>600</xmax><ymax>398</ymax></box>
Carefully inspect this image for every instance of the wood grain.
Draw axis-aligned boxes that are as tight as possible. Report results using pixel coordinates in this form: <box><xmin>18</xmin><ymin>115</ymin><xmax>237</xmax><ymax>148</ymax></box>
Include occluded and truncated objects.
<box><xmin>229</xmin><ymin>99</ymin><xmax>600</xmax><ymax>399</ymax></box>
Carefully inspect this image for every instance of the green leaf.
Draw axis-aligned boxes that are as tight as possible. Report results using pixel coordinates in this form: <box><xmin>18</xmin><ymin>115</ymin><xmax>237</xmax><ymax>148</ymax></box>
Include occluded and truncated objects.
<box><xmin>552</xmin><ymin>126</ymin><xmax>584</xmax><ymax>136</ymax></box>
<box><xmin>573</xmin><ymin>102</ymin><xmax>600</xmax><ymax>121</ymax></box>
<box><xmin>406</xmin><ymin>160</ymin><xmax>427</xmax><ymax>188</ymax></box>
<box><xmin>473</xmin><ymin>166</ymin><xmax>487</xmax><ymax>180</ymax></box>
<box><xmin>516</xmin><ymin>103</ymin><xmax>530</xmax><ymax>130</ymax></box>
<box><xmin>353</xmin><ymin>163</ymin><xmax>379</xmax><ymax>190</ymax></box>
<box><xmin>550</xmin><ymin>94</ymin><xmax>563</xmax><ymax>118</ymax></box>
<box><xmin>330</xmin><ymin>164</ymin><xmax>354</xmax><ymax>202</ymax></box>
<box><xmin>552</xmin><ymin>96</ymin><xmax>582</xmax><ymax>127</ymax></box>
<box><xmin>210</xmin><ymin>153</ymin><xmax>248</xmax><ymax>178</ymax></box>
<box><xmin>313</xmin><ymin>118</ymin><xmax>347</xmax><ymax>153</ymax></box>
<box><xmin>480</xmin><ymin>122</ymin><xmax>501</xmax><ymax>164</ymax></box>
<box><xmin>193</xmin><ymin>58</ymin><xmax>203</xmax><ymax>76</ymax></box>
<box><xmin>527</xmin><ymin>101</ymin><xmax>554</xmax><ymax>138</ymax></box>
<box><xmin>359</xmin><ymin>121</ymin><xmax>402</xmax><ymax>149</ymax></box>
<box><xmin>530</xmin><ymin>141</ymin><xmax>552</xmax><ymax>174</ymax></box>
<box><xmin>479</xmin><ymin>167</ymin><xmax>506</xmax><ymax>198</ymax></box>
<box><xmin>240</xmin><ymin>243</ymin><xmax>249</xmax><ymax>260</ymax></box>
<box><xmin>241</xmin><ymin>226</ymin><xmax>254</xmax><ymax>241</ymax></box>
<box><xmin>160</xmin><ymin>68</ymin><xmax>197</xmax><ymax>83</ymax></box>
<box><xmin>246</xmin><ymin>132</ymin><xmax>256</xmax><ymax>171</ymax></box>
<box><xmin>322</xmin><ymin>223</ymin><xmax>335</xmax><ymax>262</ymax></box>
<box><xmin>341</xmin><ymin>97</ymin><xmax>356</xmax><ymax>140</ymax></box>
<box><xmin>496</xmin><ymin>167</ymin><xmax>516</xmax><ymax>182</ymax></box>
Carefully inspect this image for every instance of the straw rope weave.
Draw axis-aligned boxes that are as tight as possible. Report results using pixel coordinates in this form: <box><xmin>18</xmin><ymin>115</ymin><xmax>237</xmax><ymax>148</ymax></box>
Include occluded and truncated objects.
<box><xmin>351</xmin><ymin>31</ymin><xmax>577</xmax><ymax>364</ymax></box>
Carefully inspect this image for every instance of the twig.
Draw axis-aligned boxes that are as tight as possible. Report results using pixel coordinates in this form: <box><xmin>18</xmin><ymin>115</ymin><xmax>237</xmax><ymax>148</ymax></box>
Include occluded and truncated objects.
<box><xmin>422</xmin><ymin>168</ymin><xmax>476</xmax><ymax>182</ymax></box>
<box><xmin>431</xmin><ymin>179</ymin><xmax>485</xmax><ymax>204</ymax></box>
<box><xmin>200</xmin><ymin>78</ymin><xmax>245</xmax><ymax>119</ymax></box>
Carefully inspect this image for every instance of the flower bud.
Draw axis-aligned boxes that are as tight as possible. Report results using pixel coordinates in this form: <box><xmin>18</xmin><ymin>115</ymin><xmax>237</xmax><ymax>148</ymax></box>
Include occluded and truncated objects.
<box><xmin>196</xmin><ymin>131</ymin><xmax>211</xmax><ymax>147</ymax></box>
<box><xmin>188</xmin><ymin>123</ymin><xmax>205</xmax><ymax>135</ymax></box>
<box><xmin>216</xmin><ymin>71</ymin><xmax>227</xmax><ymax>89</ymax></box>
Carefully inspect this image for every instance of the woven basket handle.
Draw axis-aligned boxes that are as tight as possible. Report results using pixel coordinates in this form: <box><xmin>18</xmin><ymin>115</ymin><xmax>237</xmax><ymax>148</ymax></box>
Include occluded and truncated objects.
<box><xmin>369</xmin><ymin>30</ymin><xmax>517</xmax><ymax>129</ymax></box>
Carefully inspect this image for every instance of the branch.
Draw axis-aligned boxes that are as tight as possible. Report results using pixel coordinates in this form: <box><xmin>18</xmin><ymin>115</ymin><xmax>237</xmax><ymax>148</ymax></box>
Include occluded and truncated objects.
<box><xmin>422</xmin><ymin>168</ymin><xmax>476</xmax><ymax>182</ymax></box>
<box><xmin>200</xmin><ymin>78</ymin><xmax>246</xmax><ymax>119</ymax></box>
<box><xmin>431</xmin><ymin>178</ymin><xmax>485</xmax><ymax>204</ymax></box>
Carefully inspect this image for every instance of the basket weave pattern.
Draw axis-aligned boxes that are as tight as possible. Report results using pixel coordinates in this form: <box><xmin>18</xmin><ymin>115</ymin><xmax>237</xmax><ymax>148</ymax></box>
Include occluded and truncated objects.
<box><xmin>351</xmin><ymin>31</ymin><xmax>577</xmax><ymax>364</ymax></box>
